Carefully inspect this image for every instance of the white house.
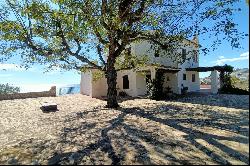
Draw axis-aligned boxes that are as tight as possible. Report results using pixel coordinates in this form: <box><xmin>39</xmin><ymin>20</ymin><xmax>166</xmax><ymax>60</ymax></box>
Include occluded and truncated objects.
<box><xmin>80</xmin><ymin>36</ymin><xmax>219</xmax><ymax>98</ymax></box>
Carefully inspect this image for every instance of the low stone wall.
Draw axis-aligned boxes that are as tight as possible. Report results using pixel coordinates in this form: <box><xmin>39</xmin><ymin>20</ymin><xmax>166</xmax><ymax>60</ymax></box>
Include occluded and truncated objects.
<box><xmin>0</xmin><ymin>86</ymin><xmax>56</xmax><ymax>101</ymax></box>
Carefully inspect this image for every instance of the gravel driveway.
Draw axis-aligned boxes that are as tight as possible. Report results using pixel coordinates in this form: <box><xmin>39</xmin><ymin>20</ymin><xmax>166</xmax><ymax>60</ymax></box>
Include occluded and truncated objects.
<box><xmin>0</xmin><ymin>94</ymin><xmax>249</xmax><ymax>165</ymax></box>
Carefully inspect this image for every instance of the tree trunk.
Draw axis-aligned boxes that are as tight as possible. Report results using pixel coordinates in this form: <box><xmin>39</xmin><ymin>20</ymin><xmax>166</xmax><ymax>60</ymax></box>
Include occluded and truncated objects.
<box><xmin>106</xmin><ymin>54</ymin><xmax>119</xmax><ymax>108</ymax></box>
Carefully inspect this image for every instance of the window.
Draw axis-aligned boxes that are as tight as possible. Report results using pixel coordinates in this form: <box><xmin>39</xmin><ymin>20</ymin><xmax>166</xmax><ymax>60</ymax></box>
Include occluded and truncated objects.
<box><xmin>193</xmin><ymin>50</ymin><xmax>198</xmax><ymax>63</ymax></box>
<box><xmin>192</xmin><ymin>74</ymin><xmax>196</xmax><ymax>82</ymax></box>
<box><xmin>182</xmin><ymin>49</ymin><xmax>187</xmax><ymax>61</ymax></box>
<box><xmin>183</xmin><ymin>74</ymin><xmax>186</xmax><ymax>80</ymax></box>
<box><xmin>155</xmin><ymin>49</ymin><xmax>160</xmax><ymax>57</ymax></box>
<box><xmin>123</xmin><ymin>75</ymin><xmax>129</xmax><ymax>89</ymax></box>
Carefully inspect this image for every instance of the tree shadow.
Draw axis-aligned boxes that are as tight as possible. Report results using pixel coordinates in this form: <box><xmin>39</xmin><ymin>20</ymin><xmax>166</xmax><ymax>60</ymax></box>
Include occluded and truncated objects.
<box><xmin>171</xmin><ymin>93</ymin><xmax>249</xmax><ymax>110</ymax></box>
<box><xmin>118</xmin><ymin>106</ymin><xmax>249</xmax><ymax>165</ymax></box>
<box><xmin>2</xmin><ymin>99</ymin><xmax>247</xmax><ymax>165</ymax></box>
<box><xmin>46</xmin><ymin>100</ymin><xmax>248</xmax><ymax>165</ymax></box>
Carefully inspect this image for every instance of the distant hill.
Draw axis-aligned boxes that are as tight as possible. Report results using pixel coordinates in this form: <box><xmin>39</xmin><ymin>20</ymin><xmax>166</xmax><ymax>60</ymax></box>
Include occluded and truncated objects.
<box><xmin>200</xmin><ymin>68</ymin><xmax>249</xmax><ymax>91</ymax></box>
<box><xmin>231</xmin><ymin>68</ymin><xmax>249</xmax><ymax>81</ymax></box>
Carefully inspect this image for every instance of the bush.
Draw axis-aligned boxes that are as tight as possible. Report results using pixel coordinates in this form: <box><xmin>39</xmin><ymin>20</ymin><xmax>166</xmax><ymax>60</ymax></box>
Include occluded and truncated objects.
<box><xmin>146</xmin><ymin>71</ymin><xmax>165</xmax><ymax>100</ymax></box>
<box><xmin>118</xmin><ymin>91</ymin><xmax>128</xmax><ymax>97</ymax></box>
<box><xmin>181</xmin><ymin>86</ymin><xmax>188</xmax><ymax>95</ymax></box>
<box><xmin>219</xmin><ymin>86</ymin><xmax>249</xmax><ymax>95</ymax></box>
<box><xmin>0</xmin><ymin>83</ymin><xmax>20</xmax><ymax>94</ymax></box>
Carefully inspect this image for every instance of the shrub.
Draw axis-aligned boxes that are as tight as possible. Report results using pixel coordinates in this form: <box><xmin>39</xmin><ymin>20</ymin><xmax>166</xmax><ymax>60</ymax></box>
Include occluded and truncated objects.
<box><xmin>219</xmin><ymin>86</ymin><xmax>249</xmax><ymax>95</ymax></box>
<box><xmin>0</xmin><ymin>83</ymin><xmax>20</xmax><ymax>94</ymax></box>
<box><xmin>118</xmin><ymin>91</ymin><xmax>128</xmax><ymax>97</ymax></box>
<box><xmin>146</xmin><ymin>70</ymin><xmax>165</xmax><ymax>100</ymax></box>
<box><xmin>181</xmin><ymin>86</ymin><xmax>188</xmax><ymax>95</ymax></box>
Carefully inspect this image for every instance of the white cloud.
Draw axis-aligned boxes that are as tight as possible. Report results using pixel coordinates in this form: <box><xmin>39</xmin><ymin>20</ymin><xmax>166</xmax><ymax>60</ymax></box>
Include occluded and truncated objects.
<box><xmin>240</xmin><ymin>52</ymin><xmax>249</xmax><ymax>57</ymax></box>
<box><xmin>214</xmin><ymin>52</ymin><xmax>249</xmax><ymax>65</ymax></box>
<box><xmin>0</xmin><ymin>64</ymin><xmax>25</xmax><ymax>71</ymax></box>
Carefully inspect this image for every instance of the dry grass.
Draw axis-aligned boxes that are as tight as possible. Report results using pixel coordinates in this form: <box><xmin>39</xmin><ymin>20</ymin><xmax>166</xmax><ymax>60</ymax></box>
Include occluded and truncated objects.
<box><xmin>0</xmin><ymin>94</ymin><xmax>249</xmax><ymax>165</ymax></box>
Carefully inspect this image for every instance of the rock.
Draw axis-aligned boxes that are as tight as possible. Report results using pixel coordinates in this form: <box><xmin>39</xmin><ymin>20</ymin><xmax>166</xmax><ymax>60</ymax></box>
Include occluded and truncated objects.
<box><xmin>40</xmin><ymin>102</ymin><xmax>58</xmax><ymax>112</ymax></box>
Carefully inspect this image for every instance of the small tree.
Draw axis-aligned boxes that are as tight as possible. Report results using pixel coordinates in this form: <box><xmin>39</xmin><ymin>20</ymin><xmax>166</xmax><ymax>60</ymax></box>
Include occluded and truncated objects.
<box><xmin>219</xmin><ymin>64</ymin><xmax>234</xmax><ymax>89</ymax></box>
<box><xmin>0</xmin><ymin>0</ymin><xmax>247</xmax><ymax>108</ymax></box>
<box><xmin>0</xmin><ymin>83</ymin><xmax>20</xmax><ymax>94</ymax></box>
<box><xmin>146</xmin><ymin>70</ymin><xmax>165</xmax><ymax>100</ymax></box>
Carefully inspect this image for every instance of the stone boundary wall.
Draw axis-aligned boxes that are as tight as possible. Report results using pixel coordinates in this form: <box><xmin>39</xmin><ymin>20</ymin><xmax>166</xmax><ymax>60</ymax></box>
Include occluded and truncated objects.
<box><xmin>0</xmin><ymin>86</ymin><xmax>56</xmax><ymax>101</ymax></box>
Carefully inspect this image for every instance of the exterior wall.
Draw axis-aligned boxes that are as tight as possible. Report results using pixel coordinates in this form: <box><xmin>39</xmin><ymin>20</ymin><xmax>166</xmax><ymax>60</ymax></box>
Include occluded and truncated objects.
<box><xmin>163</xmin><ymin>73</ymin><xmax>179</xmax><ymax>94</ymax></box>
<box><xmin>136</xmin><ymin>72</ymin><xmax>148</xmax><ymax>96</ymax></box>
<box><xmin>186</xmin><ymin>71</ymin><xmax>200</xmax><ymax>92</ymax></box>
<box><xmin>177</xmin><ymin>42</ymin><xmax>199</xmax><ymax>69</ymax></box>
<box><xmin>117</xmin><ymin>70</ymin><xmax>137</xmax><ymax>97</ymax></box>
<box><xmin>131</xmin><ymin>40</ymin><xmax>178</xmax><ymax>68</ymax></box>
<box><xmin>0</xmin><ymin>86</ymin><xmax>56</xmax><ymax>101</ymax></box>
<box><xmin>177</xmin><ymin>70</ymin><xmax>200</xmax><ymax>93</ymax></box>
<box><xmin>91</xmin><ymin>71</ymin><xmax>108</xmax><ymax>98</ymax></box>
<box><xmin>80</xmin><ymin>71</ymin><xmax>92</xmax><ymax>96</ymax></box>
<box><xmin>81</xmin><ymin>37</ymin><xmax>200</xmax><ymax>97</ymax></box>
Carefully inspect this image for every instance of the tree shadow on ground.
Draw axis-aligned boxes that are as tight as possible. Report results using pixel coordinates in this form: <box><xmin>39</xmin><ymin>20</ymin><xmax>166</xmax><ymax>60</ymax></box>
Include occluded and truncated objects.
<box><xmin>171</xmin><ymin>93</ymin><xmax>249</xmax><ymax>110</ymax></box>
<box><xmin>47</xmin><ymin>101</ymin><xmax>249</xmax><ymax>165</ymax></box>
<box><xmin>1</xmin><ymin>96</ymin><xmax>247</xmax><ymax>164</ymax></box>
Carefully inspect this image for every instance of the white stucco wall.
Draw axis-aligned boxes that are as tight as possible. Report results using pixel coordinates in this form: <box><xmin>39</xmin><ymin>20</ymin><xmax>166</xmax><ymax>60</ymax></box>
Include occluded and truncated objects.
<box><xmin>136</xmin><ymin>72</ymin><xmax>148</xmax><ymax>96</ymax></box>
<box><xmin>80</xmin><ymin>71</ymin><xmax>92</xmax><ymax>96</ymax></box>
<box><xmin>187</xmin><ymin>71</ymin><xmax>200</xmax><ymax>92</ymax></box>
<box><xmin>91</xmin><ymin>70</ymin><xmax>108</xmax><ymax>98</ymax></box>
<box><xmin>117</xmin><ymin>70</ymin><xmax>137</xmax><ymax>97</ymax></box>
<box><xmin>163</xmin><ymin>73</ymin><xmax>179</xmax><ymax>94</ymax></box>
<box><xmin>131</xmin><ymin>40</ymin><xmax>178</xmax><ymax>67</ymax></box>
<box><xmin>81</xmin><ymin>37</ymin><xmax>200</xmax><ymax>97</ymax></box>
<box><xmin>177</xmin><ymin>70</ymin><xmax>200</xmax><ymax>93</ymax></box>
<box><xmin>177</xmin><ymin>41</ymin><xmax>199</xmax><ymax>69</ymax></box>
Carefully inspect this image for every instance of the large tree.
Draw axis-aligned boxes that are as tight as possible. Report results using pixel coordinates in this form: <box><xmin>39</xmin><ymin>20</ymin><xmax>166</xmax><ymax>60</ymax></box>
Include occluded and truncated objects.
<box><xmin>0</xmin><ymin>0</ymin><xmax>247</xmax><ymax>108</ymax></box>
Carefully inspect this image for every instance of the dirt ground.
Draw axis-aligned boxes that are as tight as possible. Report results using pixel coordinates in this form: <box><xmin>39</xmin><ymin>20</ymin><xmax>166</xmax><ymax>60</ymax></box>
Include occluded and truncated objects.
<box><xmin>0</xmin><ymin>94</ymin><xmax>249</xmax><ymax>165</ymax></box>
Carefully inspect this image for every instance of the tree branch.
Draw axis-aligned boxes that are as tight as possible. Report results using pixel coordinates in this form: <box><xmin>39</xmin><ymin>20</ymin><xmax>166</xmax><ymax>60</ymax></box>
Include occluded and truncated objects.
<box><xmin>56</xmin><ymin>20</ymin><xmax>104</xmax><ymax>70</ymax></box>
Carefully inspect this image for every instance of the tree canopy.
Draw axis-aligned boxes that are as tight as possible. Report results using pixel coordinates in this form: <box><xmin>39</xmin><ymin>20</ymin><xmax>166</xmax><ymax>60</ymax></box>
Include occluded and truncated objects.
<box><xmin>0</xmin><ymin>0</ymin><xmax>248</xmax><ymax>107</ymax></box>
<box><xmin>0</xmin><ymin>0</ymin><xmax>246</xmax><ymax>70</ymax></box>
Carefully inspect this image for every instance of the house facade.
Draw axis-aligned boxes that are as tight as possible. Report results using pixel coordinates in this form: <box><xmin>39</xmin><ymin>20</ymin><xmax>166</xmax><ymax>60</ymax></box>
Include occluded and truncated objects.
<box><xmin>80</xmin><ymin>36</ymin><xmax>202</xmax><ymax>98</ymax></box>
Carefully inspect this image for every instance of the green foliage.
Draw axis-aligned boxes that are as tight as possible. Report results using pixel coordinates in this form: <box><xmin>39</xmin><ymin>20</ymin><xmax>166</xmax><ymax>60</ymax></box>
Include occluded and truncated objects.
<box><xmin>0</xmin><ymin>0</ymin><xmax>248</xmax><ymax>107</ymax></box>
<box><xmin>231</xmin><ymin>76</ymin><xmax>249</xmax><ymax>91</ymax></box>
<box><xmin>219</xmin><ymin>64</ymin><xmax>234</xmax><ymax>89</ymax></box>
<box><xmin>219</xmin><ymin>87</ymin><xmax>249</xmax><ymax>95</ymax></box>
<box><xmin>146</xmin><ymin>71</ymin><xmax>165</xmax><ymax>100</ymax></box>
<box><xmin>0</xmin><ymin>0</ymin><xmax>247</xmax><ymax>71</ymax></box>
<box><xmin>0</xmin><ymin>83</ymin><xmax>20</xmax><ymax>94</ymax></box>
<box><xmin>219</xmin><ymin>64</ymin><xmax>249</xmax><ymax>94</ymax></box>
<box><xmin>92</xmin><ymin>70</ymin><xmax>105</xmax><ymax>82</ymax></box>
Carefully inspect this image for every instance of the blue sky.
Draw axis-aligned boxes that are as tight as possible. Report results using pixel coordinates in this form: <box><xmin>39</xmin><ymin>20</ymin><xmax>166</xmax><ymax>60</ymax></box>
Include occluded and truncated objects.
<box><xmin>0</xmin><ymin>1</ymin><xmax>249</xmax><ymax>92</ymax></box>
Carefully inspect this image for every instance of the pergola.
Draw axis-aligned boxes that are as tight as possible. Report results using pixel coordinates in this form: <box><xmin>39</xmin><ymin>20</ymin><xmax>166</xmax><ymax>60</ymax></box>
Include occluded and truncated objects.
<box><xmin>186</xmin><ymin>66</ymin><xmax>233</xmax><ymax>94</ymax></box>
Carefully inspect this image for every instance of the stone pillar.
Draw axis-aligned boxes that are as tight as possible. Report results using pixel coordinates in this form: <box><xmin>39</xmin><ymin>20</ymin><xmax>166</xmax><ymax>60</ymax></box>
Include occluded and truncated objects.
<box><xmin>49</xmin><ymin>86</ymin><xmax>57</xmax><ymax>97</ymax></box>
<box><xmin>151</xmin><ymin>67</ymin><xmax>156</xmax><ymax>80</ymax></box>
<box><xmin>211</xmin><ymin>70</ymin><xmax>218</xmax><ymax>94</ymax></box>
